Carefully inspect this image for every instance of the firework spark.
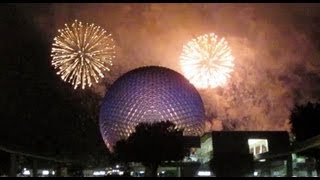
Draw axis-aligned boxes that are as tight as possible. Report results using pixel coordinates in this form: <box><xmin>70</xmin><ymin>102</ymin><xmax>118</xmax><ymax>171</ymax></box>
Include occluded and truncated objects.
<box><xmin>51</xmin><ymin>20</ymin><xmax>116</xmax><ymax>89</ymax></box>
<box><xmin>180</xmin><ymin>33</ymin><xmax>235</xmax><ymax>89</ymax></box>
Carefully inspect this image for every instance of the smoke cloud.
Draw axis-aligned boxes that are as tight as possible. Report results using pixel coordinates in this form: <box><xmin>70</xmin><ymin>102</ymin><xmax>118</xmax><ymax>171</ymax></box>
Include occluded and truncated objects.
<box><xmin>29</xmin><ymin>4</ymin><xmax>320</xmax><ymax>132</ymax></box>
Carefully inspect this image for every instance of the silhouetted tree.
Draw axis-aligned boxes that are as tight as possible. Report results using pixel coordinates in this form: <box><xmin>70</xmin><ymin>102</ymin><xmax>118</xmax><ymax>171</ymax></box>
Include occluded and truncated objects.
<box><xmin>113</xmin><ymin>121</ymin><xmax>189</xmax><ymax>177</ymax></box>
<box><xmin>290</xmin><ymin>102</ymin><xmax>320</xmax><ymax>141</ymax></box>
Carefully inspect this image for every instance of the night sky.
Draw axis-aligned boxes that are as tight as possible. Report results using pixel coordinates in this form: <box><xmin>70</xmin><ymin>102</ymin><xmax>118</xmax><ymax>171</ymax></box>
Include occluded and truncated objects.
<box><xmin>1</xmin><ymin>3</ymin><xmax>320</xmax><ymax>162</ymax></box>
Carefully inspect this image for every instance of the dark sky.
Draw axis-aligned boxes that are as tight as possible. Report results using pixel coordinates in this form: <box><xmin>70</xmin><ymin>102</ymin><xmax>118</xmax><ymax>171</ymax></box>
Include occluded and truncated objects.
<box><xmin>0</xmin><ymin>4</ymin><xmax>108</xmax><ymax>164</ymax></box>
<box><xmin>1</xmin><ymin>3</ymin><xmax>320</xmax><ymax>161</ymax></box>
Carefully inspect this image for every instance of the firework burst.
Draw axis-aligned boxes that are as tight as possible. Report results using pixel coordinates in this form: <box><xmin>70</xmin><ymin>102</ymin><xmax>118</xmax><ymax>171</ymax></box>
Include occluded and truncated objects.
<box><xmin>51</xmin><ymin>20</ymin><xmax>116</xmax><ymax>89</ymax></box>
<box><xmin>180</xmin><ymin>33</ymin><xmax>234</xmax><ymax>89</ymax></box>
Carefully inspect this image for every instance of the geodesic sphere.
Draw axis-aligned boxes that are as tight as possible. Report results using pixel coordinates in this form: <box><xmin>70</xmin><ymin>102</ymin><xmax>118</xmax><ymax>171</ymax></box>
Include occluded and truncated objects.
<box><xmin>99</xmin><ymin>66</ymin><xmax>205</xmax><ymax>151</ymax></box>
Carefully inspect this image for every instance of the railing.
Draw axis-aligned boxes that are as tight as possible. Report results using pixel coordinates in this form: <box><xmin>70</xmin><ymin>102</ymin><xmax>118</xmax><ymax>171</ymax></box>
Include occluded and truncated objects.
<box><xmin>254</xmin><ymin>134</ymin><xmax>320</xmax><ymax>161</ymax></box>
<box><xmin>291</xmin><ymin>135</ymin><xmax>320</xmax><ymax>153</ymax></box>
<box><xmin>0</xmin><ymin>145</ymin><xmax>74</xmax><ymax>163</ymax></box>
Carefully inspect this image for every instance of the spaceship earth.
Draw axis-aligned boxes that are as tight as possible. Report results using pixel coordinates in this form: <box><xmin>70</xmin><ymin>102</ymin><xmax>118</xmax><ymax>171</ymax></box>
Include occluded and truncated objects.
<box><xmin>99</xmin><ymin>66</ymin><xmax>205</xmax><ymax>151</ymax></box>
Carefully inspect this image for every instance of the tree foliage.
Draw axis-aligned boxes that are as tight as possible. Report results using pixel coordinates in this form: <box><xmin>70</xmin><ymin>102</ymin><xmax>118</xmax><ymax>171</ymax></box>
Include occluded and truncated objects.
<box><xmin>290</xmin><ymin>102</ymin><xmax>320</xmax><ymax>141</ymax></box>
<box><xmin>113</xmin><ymin>121</ymin><xmax>189</xmax><ymax>177</ymax></box>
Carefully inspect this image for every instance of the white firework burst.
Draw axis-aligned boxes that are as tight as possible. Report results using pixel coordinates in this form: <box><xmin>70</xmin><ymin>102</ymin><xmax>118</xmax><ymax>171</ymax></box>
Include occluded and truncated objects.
<box><xmin>51</xmin><ymin>20</ymin><xmax>116</xmax><ymax>89</ymax></box>
<box><xmin>180</xmin><ymin>33</ymin><xmax>234</xmax><ymax>89</ymax></box>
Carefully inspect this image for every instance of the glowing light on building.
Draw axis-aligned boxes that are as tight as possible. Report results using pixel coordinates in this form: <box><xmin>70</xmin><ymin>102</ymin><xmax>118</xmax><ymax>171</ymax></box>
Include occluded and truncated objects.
<box><xmin>42</xmin><ymin>170</ymin><xmax>49</xmax><ymax>175</ymax></box>
<box><xmin>93</xmin><ymin>171</ymin><xmax>106</xmax><ymax>176</ymax></box>
<box><xmin>248</xmin><ymin>139</ymin><xmax>269</xmax><ymax>156</ymax></box>
<box><xmin>23</xmin><ymin>170</ymin><xmax>30</xmax><ymax>176</ymax></box>
<box><xmin>197</xmin><ymin>171</ymin><xmax>211</xmax><ymax>176</ymax></box>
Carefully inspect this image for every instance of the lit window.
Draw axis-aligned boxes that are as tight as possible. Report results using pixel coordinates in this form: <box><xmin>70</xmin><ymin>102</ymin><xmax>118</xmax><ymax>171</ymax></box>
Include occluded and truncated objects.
<box><xmin>255</xmin><ymin>146</ymin><xmax>261</xmax><ymax>154</ymax></box>
<box><xmin>248</xmin><ymin>139</ymin><xmax>269</xmax><ymax>156</ymax></box>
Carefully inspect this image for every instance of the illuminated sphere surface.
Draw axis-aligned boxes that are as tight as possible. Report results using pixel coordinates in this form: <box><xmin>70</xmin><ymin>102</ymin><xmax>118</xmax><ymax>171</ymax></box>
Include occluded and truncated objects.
<box><xmin>99</xmin><ymin>66</ymin><xmax>205</xmax><ymax>150</ymax></box>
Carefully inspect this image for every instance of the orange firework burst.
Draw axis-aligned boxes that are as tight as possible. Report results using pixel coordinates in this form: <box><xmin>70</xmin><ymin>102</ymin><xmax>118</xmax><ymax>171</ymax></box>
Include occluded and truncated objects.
<box><xmin>51</xmin><ymin>20</ymin><xmax>116</xmax><ymax>90</ymax></box>
<box><xmin>180</xmin><ymin>33</ymin><xmax>235</xmax><ymax>89</ymax></box>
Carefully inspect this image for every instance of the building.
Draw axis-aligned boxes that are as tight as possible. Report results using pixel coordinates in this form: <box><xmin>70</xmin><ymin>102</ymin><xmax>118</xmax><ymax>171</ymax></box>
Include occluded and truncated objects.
<box><xmin>191</xmin><ymin>131</ymin><xmax>319</xmax><ymax>177</ymax></box>
<box><xmin>127</xmin><ymin>131</ymin><xmax>293</xmax><ymax>177</ymax></box>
